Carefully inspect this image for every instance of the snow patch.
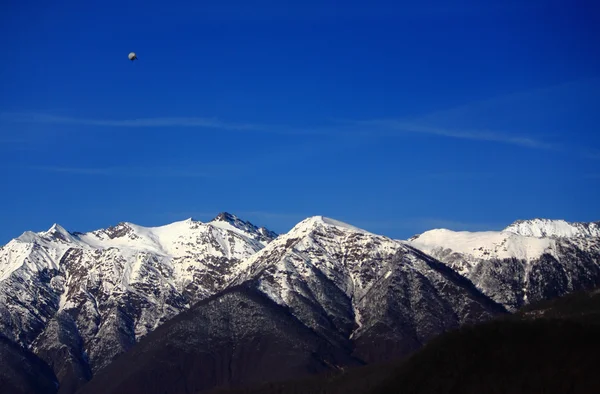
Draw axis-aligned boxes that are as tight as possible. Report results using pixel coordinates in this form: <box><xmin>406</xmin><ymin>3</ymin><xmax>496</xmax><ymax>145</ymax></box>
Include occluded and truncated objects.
<box><xmin>408</xmin><ymin>228</ymin><xmax>556</xmax><ymax>261</ymax></box>
<box><xmin>320</xmin><ymin>217</ymin><xmax>375</xmax><ymax>235</ymax></box>
<box><xmin>504</xmin><ymin>219</ymin><xmax>600</xmax><ymax>238</ymax></box>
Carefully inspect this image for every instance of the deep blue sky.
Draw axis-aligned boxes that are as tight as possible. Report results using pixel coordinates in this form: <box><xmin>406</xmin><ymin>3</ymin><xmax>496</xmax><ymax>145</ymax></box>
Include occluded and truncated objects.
<box><xmin>1</xmin><ymin>0</ymin><xmax>599</xmax><ymax>244</ymax></box>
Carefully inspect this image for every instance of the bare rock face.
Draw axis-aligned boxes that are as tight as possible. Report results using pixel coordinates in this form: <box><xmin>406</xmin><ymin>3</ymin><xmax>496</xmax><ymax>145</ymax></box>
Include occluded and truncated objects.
<box><xmin>408</xmin><ymin>219</ymin><xmax>600</xmax><ymax>311</ymax></box>
<box><xmin>232</xmin><ymin>217</ymin><xmax>506</xmax><ymax>364</ymax></box>
<box><xmin>0</xmin><ymin>214</ymin><xmax>276</xmax><ymax>393</ymax></box>
<box><xmin>75</xmin><ymin>216</ymin><xmax>507</xmax><ymax>394</ymax></box>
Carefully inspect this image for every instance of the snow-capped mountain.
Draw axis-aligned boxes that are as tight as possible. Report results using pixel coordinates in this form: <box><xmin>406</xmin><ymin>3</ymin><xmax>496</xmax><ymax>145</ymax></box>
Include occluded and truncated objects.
<box><xmin>76</xmin><ymin>217</ymin><xmax>507</xmax><ymax>394</ymax></box>
<box><xmin>78</xmin><ymin>282</ymin><xmax>363</xmax><ymax>394</ymax></box>
<box><xmin>504</xmin><ymin>219</ymin><xmax>600</xmax><ymax>238</ymax></box>
<box><xmin>407</xmin><ymin>219</ymin><xmax>600</xmax><ymax>311</ymax></box>
<box><xmin>231</xmin><ymin>216</ymin><xmax>505</xmax><ymax>362</ymax></box>
<box><xmin>0</xmin><ymin>213</ymin><xmax>277</xmax><ymax>391</ymax></box>
<box><xmin>2</xmin><ymin>214</ymin><xmax>600</xmax><ymax>394</ymax></box>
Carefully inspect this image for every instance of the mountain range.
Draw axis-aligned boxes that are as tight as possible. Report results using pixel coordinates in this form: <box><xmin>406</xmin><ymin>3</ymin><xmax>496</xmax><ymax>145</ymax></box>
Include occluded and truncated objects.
<box><xmin>206</xmin><ymin>287</ymin><xmax>600</xmax><ymax>394</ymax></box>
<box><xmin>0</xmin><ymin>213</ymin><xmax>598</xmax><ymax>394</ymax></box>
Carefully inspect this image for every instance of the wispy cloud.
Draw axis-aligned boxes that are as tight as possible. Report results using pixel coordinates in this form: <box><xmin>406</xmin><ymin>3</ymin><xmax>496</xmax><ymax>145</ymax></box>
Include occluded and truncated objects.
<box><xmin>16</xmin><ymin>129</ymin><xmax>367</xmax><ymax>182</ymax></box>
<box><xmin>420</xmin><ymin>172</ymin><xmax>499</xmax><ymax>181</ymax></box>
<box><xmin>0</xmin><ymin>137</ymin><xmax>30</xmax><ymax>144</ymax></box>
<box><xmin>1</xmin><ymin>112</ymin><xmax>265</xmax><ymax>131</ymax></box>
<box><xmin>336</xmin><ymin>78</ymin><xmax>600</xmax><ymax>154</ymax></box>
<box><xmin>4</xmin><ymin>76</ymin><xmax>597</xmax><ymax>159</ymax></box>
<box><xmin>342</xmin><ymin>119</ymin><xmax>559</xmax><ymax>150</ymax></box>
<box><xmin>408</xmin><ymin>77</ymin><xmax>600</xmax><ymax>125</ymax></box>
<box><xmin>27</xmin><ymin>166</ymin><xmax>212</xmax><ymax>178</ymax></box>
<box><xmin>582</xmin><ymin>149</ymin><xmax>600</xmax><ymax>160</ymax></box>
<box><xmin>0</xmin><ymin>112</ymin><xmax>354</xmax><ymax>137</ymax></box>
<box><xmin>1</xmin><ymin>111</ymin><xmax>556</xmax><ymax>149</ymax></box>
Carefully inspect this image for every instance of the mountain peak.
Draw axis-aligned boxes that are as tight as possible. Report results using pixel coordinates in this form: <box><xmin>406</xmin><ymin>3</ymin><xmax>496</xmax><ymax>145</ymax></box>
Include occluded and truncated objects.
<box><xmin>41</xmin><ymin>223</ymin><xmax>74</xmax><ymax>242</ymax></box>
<box><xmin>209</xmin><ymin>212</ymin><xmax>277</xmax><ymax>243</ymax></box>
<box><xmin>102</xmin><ymin>222</ymin><xmax>139</xmax><ymax>240</ymax></box>
<box><xmin>289</xmin><ymin>215</ymin><xmax>374</xmax><ymax>236</ymax></box>
<box><xmin>212</xmin><ymin>212</ymin><xmax>238</xmax><ymax>223</ymax></box>
<box><xmin>504</xmin><ymin>218</ymin><xmax>600</xmax><ymax>238</ymax></box>
<box><xmin>48</xmin><ymin>223</ymin><xmax>64</xmax><ymax>232</ymax></box>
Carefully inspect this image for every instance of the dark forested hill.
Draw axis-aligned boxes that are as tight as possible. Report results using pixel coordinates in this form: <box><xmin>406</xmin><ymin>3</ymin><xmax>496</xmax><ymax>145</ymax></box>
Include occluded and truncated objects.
<box><xmin>0</xmin><ymin>336</ymin><xmax>58</xmax><ymax>394</ymax></box>
<box><xmin>208</xmin><ymin>288</ymin><xmax>600</xmax><ymax>394</ymax></box>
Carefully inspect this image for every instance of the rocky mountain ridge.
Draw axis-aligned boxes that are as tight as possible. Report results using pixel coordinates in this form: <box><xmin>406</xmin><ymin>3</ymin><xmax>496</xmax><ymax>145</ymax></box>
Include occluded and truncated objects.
<box><xmin>0</xmin><ymin>215</ymin><xmax>599</xmax><ymax>393</ymax></box>
<box><xmin>408</xmin><ymin>218</ymin><xmax>600</xmax><ymax>310</ymax></box>
<box><xmin>0</xmin><ymin>213</ymin><xmax>277</xmax><ymax>392</ymax></box>
<box><xmin>504</xmin><ymin>218</ymin><xmax>600</xmax><ymax>238</ymax></box>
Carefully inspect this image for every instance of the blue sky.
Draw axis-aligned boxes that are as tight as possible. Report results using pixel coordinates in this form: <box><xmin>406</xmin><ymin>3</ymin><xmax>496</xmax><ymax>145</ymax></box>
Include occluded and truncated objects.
<box><xmin>1</xmin><ymin>0</ymin><xmax>599</xmax><ymax>244</ymax></box>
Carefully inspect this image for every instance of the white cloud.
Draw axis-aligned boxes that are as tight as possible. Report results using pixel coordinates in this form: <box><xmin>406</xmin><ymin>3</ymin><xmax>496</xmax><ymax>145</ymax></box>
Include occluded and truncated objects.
<box><xmin>344</xmin><ymin>119</ymin><xmax>558</xmax><ymax>150</ymax></box>
<box><xmin>27</xmin><ymin>166</ymin><xmax>211</xmax><ymax>178</ymax></box>
<box><xmin>0</xmin><ymin>112</ymin><xmax>342</xmax><ymax>136</ymax></box>
<box><xmin>1</xmin><ymin>113</ymin><xmax>264</xmax><ymax>131</ymax></box>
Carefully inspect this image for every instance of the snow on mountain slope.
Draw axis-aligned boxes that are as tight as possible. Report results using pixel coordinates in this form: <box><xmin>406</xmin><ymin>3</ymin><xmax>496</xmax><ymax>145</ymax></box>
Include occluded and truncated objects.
<box><xmin>233</xmin><ymin>216</ymin><xmax>396</xmax><ymax>304</ymax></box>
<box><xmin>0</xmin><ymin>224</ymin><xmax>74</xmax><ymax>281</ymax></box>
<box><xmin>408</xmin><ymin>229</ymin><xmax>557</xmax><ymax>275</ymax></box>
<box><xmin>3</xmin><ymin>213</ymin><xmax>600</xmax><ymax>392</ymax></box>
<box><xmin>407</xmin><ymin>219</ymin><xmax>600</xmax><ymax>311</ymax></box>
<box><xmin>74</xmin><ymin>215</ymin><xmax>274</xmax><ymax>302</ymax></box>
<box><xmin>504</xmin><ymin>219</ymin><xmax>600</xmax><ymax>238</ymax></box>
<box><xmin>0</xmin><ymin>213</ymin><xmax>277</xmax><ymax>390</ymax></box>
<box><xmin>233</xmin><ymin>216</ymin><xmax>505</xmax><ymax>362</ymax></box>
